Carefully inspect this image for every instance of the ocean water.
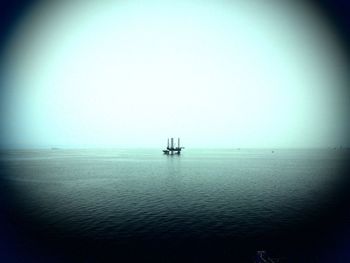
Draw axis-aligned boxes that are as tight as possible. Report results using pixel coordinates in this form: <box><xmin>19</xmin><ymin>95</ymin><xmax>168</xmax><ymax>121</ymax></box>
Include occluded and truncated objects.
<box><xmin>1</xmin><ymin>148</ymin><xmax>350</xmax><ymax>262</ymax></box>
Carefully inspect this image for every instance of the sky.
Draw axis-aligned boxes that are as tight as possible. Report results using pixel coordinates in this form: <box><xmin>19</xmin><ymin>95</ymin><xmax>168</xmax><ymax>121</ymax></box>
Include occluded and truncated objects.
<box><xmin>0</xmin><ymin>0</ymin><xmax>349</xmax><ymax>148</ymax></box>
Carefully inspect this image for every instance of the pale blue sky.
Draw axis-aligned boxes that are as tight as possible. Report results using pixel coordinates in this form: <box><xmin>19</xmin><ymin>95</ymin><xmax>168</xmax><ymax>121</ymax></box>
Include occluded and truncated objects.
<box><xmin>1</xmin><ymin>0</ymin><xmax>349</xmax><ymax>148</ymax></box>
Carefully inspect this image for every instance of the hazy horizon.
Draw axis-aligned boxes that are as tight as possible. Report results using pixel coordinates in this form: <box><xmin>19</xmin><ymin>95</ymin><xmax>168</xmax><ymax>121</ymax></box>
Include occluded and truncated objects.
<box><xmin>1</xmin><ymin>145</ymin><xmax>348</xmax><ymax>150</ymax></box>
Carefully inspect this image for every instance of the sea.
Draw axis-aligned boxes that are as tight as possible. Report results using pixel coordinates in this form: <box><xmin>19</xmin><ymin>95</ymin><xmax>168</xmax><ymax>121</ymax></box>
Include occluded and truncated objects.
<box><xmin>0</xmin><ymin>148</ymin><xmax>350</xmax><ymax>262</ymax></box>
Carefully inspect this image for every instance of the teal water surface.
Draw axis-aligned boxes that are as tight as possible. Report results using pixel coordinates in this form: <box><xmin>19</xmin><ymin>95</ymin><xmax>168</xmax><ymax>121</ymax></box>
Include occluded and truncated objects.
<box><xmin>0</xmin><ymin>148</ymin><xmax>347</xmax><ymax>242</ymax></box>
